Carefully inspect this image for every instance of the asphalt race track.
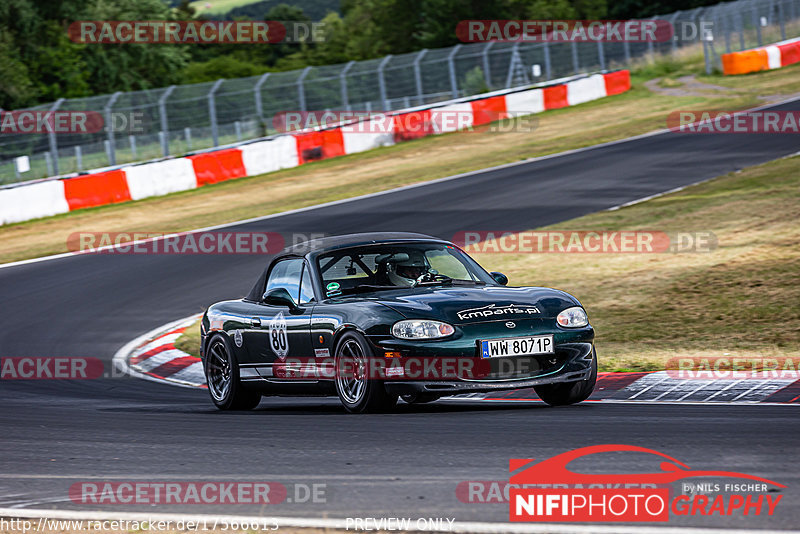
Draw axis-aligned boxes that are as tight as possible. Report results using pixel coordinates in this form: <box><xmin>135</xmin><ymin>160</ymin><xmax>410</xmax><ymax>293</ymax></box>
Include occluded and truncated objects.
<box><xmin>1</xmin><ymin>98</ymin><xmax>800</xmax><ymax>529</ymax></box>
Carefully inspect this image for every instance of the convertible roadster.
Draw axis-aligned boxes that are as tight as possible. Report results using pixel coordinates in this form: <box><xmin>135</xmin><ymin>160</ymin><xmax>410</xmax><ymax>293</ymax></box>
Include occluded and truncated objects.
<box><xmin>200</xmin><ymin>232</ymin><xmax>596</xmax><ymax>413</ymax></box>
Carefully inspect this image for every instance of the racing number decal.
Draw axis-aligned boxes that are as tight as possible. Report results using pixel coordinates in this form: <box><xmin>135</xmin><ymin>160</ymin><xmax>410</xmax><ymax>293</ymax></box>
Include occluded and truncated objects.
<box><xmin>269</xmin><ymin>312</ymin><xmax>289</xmax><ymax>358</ymax></box>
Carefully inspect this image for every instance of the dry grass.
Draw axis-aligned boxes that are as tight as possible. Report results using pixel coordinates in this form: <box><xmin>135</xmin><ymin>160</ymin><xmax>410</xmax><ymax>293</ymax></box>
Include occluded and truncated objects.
<box><xmin>2</xmin><ymin>58</ymin><xmax>799</xmax><ymax>264</ymax></box>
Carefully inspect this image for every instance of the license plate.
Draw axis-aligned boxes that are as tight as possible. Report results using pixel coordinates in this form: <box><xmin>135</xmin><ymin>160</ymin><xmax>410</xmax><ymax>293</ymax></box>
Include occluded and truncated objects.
<box><xmin>480</xmin><ymin>335</ymin><xmax>554</xmax><ymax>358</ymax></box>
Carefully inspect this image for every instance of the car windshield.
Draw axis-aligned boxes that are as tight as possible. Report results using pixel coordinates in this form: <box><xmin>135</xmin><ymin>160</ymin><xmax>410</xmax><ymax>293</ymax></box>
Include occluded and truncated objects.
<box><xmin>316</xmin><ymin>242</ymin><xmax>496</xmax><ymax>297</ymax></box>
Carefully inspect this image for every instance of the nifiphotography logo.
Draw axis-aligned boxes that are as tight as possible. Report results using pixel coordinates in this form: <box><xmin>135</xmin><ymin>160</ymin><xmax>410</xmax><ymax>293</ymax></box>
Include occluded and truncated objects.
<box><xmin>508</xmin><ymin>445</ymin><xmax>784</xmax><ymax>522</ymax></box>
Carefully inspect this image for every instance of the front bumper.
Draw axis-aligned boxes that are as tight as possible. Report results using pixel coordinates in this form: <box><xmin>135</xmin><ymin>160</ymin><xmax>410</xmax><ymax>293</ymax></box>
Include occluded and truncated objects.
<box><xmin>383</xmin><ymin>363</ymin><xmax>593</xmax><ymax>396</ymax></box>
<box><xmin>379</xmin><ymin>340</ymin><xmax>595</xmax><ymax>396</ymax></box>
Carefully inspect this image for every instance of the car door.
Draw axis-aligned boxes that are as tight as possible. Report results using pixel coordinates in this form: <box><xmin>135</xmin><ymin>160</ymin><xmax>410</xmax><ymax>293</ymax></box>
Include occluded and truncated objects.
<box><xmin>242</xmin><ymin>258</ymin><xmax>315</xmax><ymax>377</ymax></box>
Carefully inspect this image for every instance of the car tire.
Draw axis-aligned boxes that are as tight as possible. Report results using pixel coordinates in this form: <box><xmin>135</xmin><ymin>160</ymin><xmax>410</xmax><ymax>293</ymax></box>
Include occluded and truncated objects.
<box><xmin>204</xmin><ymin>333</ymin><xmax>261</xmax><ymax>411</ymax></box>
<box><xmin>401</xmin><ymin>393</ymin><xmax>440</xmax><ymax>404</ymax></box>
<box><xmin>533</xmin><ymin>348</ymin><xmax>597</xmax><ymax>406</ymax></box>
<box><xmin>334</xmin><ymin>331</ymin><xmax>398</xmax><ymax>413</ymax></box>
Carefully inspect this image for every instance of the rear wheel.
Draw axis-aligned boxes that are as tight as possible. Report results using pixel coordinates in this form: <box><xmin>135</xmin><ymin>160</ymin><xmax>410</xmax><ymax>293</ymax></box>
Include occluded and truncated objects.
<box><xmin>334</xmin><ymin>332</ymin><xmax>397</xmax><ymax>413</ymax></box>
<box><xmin>204</xmin><ymin>333</ymin><xmax>261</xmax><ymax>410</ymax></box>
<box><xmin>534</xmin><ymin>349</ymin><xmax>597</xmax><ymax>406</ymax></box>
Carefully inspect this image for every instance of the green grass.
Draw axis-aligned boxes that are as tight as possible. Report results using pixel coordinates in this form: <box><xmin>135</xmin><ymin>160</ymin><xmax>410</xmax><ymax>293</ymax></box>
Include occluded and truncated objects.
<box><xmin>175</xmin><ymin>319</ymin><xmax>202</xmax><ymax>356</ymax></box>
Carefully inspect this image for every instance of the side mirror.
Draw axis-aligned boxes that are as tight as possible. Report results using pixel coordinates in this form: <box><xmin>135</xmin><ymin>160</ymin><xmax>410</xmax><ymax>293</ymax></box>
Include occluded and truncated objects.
<box><xmin>490</xmin><ymin>272</ymin><xmax>508</xmax><ymax>286</ymax></box>
<box><xmin>262</xmin><ymin>287</ymin><xmax>298</xmax><ymax>310</ymax></box>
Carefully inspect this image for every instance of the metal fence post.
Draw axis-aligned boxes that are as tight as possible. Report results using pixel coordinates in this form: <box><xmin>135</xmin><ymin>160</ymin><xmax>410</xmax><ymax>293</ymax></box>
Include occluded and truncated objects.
<box><xmin>735</xmin><ymin>10</ymin><xmax>745</xmax><ymax>50</ymax></box>
<box><xmin>753</xmin><ymin>5</ymin><xmax>763</xmax><ymax>46</ymax></box>
<box><xmin>158</xmin><ymin>85</ymin><xmax>175</xmax><ymax>157</ymax></box>
<box><xmin>46</xmin><ymin>98</ymin><xmax>64</xmax><ymax>175</ymax></box>
<box><xmin>340</xmin><ymin>61</ymin><xmax>355</xmax><ymax>110</ymax></box>
<box><xmin>722</xmin><ymin>7</ymin><xmax>732</xmax><ymax>53</ymax></box>
<box><xmin>597</xmin><ymin>41</ymin><xmax>606</xmax><ymax>70</ymax></box>
<box><xmin>413</xmin><ymin>49</ymin><xmax>428</xmax><ymax>105</ymax></box>
<box><xmin>542</xmin><ymin>41</ymin><xmax>552</xmax><ymax>79</ymax></box>
<box><xmin>447</xmin><ymin>44</ymin><xmax>462</xmax><ymax>99</ymax></box>
<box><xmin>207</xmin><ymin>79</ymin><xmax>224</xmax><ymax>148</ymax></box>
<box><xmin>669</xmin><ymin>12</ymin><xmax>681</xmax><ymax>53</ymax></box>
<box><xmin>297</xmin><ymin>66</ymin><xmax>311</xmax><ymax>113</ymax></box>
<box><xmin>571</xmin><ymin>41</ymin><xmax>579</xmax><ymax>73</ymax></box>
<box><xmin>104</xmin><ymin>92</ymin><xmax>121</xmax><ymax>166</ymax></box>
<box><xmin>623</xmin><ymin>39</ymin><xmax>631</xmax><ymax>64</ymax></box>
<box><xmin>703</xmin><ymin>22</ymin><xmax>714</xmax><ymax>74</ymax></box>
<box><xmin>254</xmin><ymin>73</ymin><xmax>271</xmax><ymax>121</ymax></box>
<box><xmin>482</xmin><ymin>42</ymin><xmax>494</xmax><ymax>88</ymax></box>
<box><xmin>778</xmin><ymin>0</ymin><xmax>787</xmax><ymax>40</ymax></box>
<box><xmin>377</xmin><ymin>55</ymin><xmax>392</xmax><ymax>111</ymax></box>
<box><xmin>75</xmin><ymin>146</ymin><xmax>82</xmax><ymax>171</ymax></box>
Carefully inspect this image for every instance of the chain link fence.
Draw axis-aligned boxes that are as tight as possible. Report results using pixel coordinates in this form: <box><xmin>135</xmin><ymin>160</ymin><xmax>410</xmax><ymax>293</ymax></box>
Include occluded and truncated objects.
<box><xmin>701</xmin><ymin>0</ymin><xmax>800</xmax><ymax>73</ymax></box>
<box><xmin>2</xmin><ymin>0</ymin><xmax>799</xmax><ymax>185</ymax></box>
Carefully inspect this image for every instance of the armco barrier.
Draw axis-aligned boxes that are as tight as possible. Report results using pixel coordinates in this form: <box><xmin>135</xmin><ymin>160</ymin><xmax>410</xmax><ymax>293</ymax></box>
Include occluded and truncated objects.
<box><xmin>123</xmin><ymin>158</ymin><xmax>197</xmax><ymax>201</ymax></box>
<box><xmin>189</xmin><ymin>149</ymin><xmax>247</xmax><ymax>186</ymax></box>
<box><xmin>63</xmin><ymin>170</ymin><xmax>131</xmax><ymax>211</ymax></box>
<box><xmin>603</xmin><ymin>70</ymin><xmax>632</xmax><ymax>96</ymax></box>
<box><xmin>0</xmin><ymin>70</ymin><xmax>630</xmax><ymax>226</ymax></box>
<box><xmin>392</xmin><ymin>110</ymin><xmax>433</xmax><ymax>141</ymax></box>
<box><xmin>543</xmin><ymin>84</ymin><xmax>569</xmax><ymax>110</ymax></box>
<box><xmin>471</xmin><ymin>95</ymin><xmax>509</xmax><ymax>126</ymax></box>
<box><xmin>0</xmin><ymin>180</ymin><xmax>69</xmax><ymax>225</ymax></box>
<box><xmin>240</xmin><ymin>136</ymin><xmax>299</xmax><ymax>176</ymax></box>
<box><xmin>504</xmin><ymin>89</ymin><xmax>545</xmax><ymax>117</ymax></box>
<box><xmin>567</xmin><ymin>74</ymin><xmax>608</xmax><ymax>106</ymax></box>
<box><xmin>722</xmin><ymin>37</ymin><xmax>800</xmax><ymax>74</ymax></box>
<box><xmin>341</xmin><ymin>117</ymin><xmax>395</xmax><ymax>154</ymax></box>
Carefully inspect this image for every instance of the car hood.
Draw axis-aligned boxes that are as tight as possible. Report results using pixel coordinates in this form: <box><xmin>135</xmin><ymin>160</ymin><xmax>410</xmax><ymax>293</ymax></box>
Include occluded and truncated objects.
<box><xmin>372</xmin><ymin>285</ymin><xmax>580</xmax><ymax>324</ymax></box>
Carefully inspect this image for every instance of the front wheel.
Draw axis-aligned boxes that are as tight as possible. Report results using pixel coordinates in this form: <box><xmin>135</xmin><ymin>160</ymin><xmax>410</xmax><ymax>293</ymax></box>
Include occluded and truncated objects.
<box><xmin>334</xmin><ymin>332</ymin><xmax>397</xmax><ymax>413</ymax></box>
<box><xmin>534</xmin><ymin>349</ymin><xmax>597</xmax><ymax>406</ymax></box>
<box><xmin>204</xmin><ymin>333</ymin><xmax>261</xmax><ymax>410</ymax></box>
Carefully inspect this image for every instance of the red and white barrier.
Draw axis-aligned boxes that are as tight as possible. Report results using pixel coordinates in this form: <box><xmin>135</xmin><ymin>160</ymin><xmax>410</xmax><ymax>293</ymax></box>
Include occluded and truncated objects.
<box><xmin>567</xmin><ymin>74</ymin><xmax>608</xmax><ymax>106</ymax></box>
<box><xmin>240</xmin><ymin>136</ymin><xmax>299</xmax><ymax>176</ymax></box>
<box><xmin>124</xmin><ymin>158</ymin><xmax>197</xmax><ymax>201</ymax></box>
<box><xmin>0</xmin><ymin>70</ymin><xmax>631</xmax><ymax>226</ymax></box>
<box><xmin>0</xmin><ymin>180</ymin><xmax>69</xmax><ymax>225</ymax></box>
<box><xmin>722</xmin><ymin>36</ymin><xmax>800</xmax><ymax>74</ymax></box>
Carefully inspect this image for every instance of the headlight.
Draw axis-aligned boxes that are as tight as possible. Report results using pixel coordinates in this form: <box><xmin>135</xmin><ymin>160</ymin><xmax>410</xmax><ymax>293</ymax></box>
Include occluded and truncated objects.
<box><xmin>392</xmin><ymin>320</ymin><xmax>455</xmax><ymax>339</ymax></box>
<box><xmin>557</xmin><ymin>307</ymin><xmax>588</xmax><ymax>328</ymax></box>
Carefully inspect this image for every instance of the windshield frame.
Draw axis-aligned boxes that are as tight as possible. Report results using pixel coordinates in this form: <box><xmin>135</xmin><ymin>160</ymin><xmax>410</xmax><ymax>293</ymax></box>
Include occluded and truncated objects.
<box><xmin>313</xmin><ymin>241</ymin><xmax>498</xmax><ymax>298</ymax></box>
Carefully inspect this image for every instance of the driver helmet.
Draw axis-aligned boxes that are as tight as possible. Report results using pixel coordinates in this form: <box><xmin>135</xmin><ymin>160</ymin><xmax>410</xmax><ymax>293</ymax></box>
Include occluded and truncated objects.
<box><xmin>387</xmin><ymin>252</ymin><xmax>428</xmax><ymax>287</ymax></box>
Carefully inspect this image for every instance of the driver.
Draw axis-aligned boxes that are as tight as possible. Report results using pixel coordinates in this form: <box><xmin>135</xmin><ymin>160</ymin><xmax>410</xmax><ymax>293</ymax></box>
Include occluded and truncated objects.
<box><xmin>387</xmin><ymin>252</ymin><xmax>429</xmax><ymax>287</ymax></box>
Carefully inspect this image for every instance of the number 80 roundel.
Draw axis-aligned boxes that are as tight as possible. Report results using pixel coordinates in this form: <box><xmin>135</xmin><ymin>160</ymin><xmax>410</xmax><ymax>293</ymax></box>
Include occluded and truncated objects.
<box><xmin>269</xmin><ymin>312</ymin><xmax>289</xmax><ymax>358</ymax></box>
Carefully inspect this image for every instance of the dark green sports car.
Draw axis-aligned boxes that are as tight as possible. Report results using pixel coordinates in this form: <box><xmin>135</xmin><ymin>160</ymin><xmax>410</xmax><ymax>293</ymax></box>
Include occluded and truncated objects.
<box><xmin>200</xmin><ymin>232</ymin><xmax>596</xmax><ymax>413</ymax></box>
